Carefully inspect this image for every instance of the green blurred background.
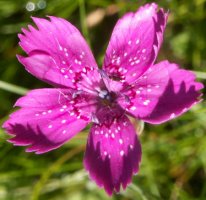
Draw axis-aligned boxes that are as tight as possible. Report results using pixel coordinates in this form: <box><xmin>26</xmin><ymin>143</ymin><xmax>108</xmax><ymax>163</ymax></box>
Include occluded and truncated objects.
<box><xmin>0</xmin><ymin>0</ymin><xmax>206</xmax><ymax>199</ymax></box>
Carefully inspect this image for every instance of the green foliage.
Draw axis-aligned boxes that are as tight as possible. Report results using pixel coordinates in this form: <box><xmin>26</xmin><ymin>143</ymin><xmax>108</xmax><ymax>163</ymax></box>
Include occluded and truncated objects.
<box><xmin>0</xmin><ymin>0</ymin><xmax>206</xmax><ymax>199</ymax></box>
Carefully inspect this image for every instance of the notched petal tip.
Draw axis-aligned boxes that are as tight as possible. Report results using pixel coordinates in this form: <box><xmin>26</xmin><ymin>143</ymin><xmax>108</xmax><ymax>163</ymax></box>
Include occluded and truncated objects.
<box><xmin>2</xmin><ymin>121</ymin><xmax>9</xmax><ymax>130</ymax></box>
<box><xmin>16</xmin><ymin>54</ymin><xmax>24</xmax><ymax>61</ymax></box>
<box><xmin>84</xmin><ymin>116</ymin><xmax>141</xmax><ymax>195</ymax></box>
<box><xmin>8</xmin><ymin>138</ymin><xmax>31</xmax><ymax>147</ymax></box>
<box><xmin>103</xmin><ymin>2</ymin><xmax>169</xmax><ymax>84</ymax></box>
<box><xmin>47</xmin><ymin>15</ymin><xmax>58</xmax><ymax>21</ymax></box>
<box><xmin>138</xmin><ymin>61</ymin><xmax>204</xmax><ymax>124</ymax></box>
<box><xmin>3</xmin><ymin>88</ymin><xmax>91</xmax><ymax>154</ymax></box>
<box><xmin>139</xmin><ymin>2</ymin><xmax>158</xmax><ymax>10</ymax></box>
<box><xmin>17</xmin><ymin>14</ymin><xmax>99</xmax><ymax>89</ymax></box>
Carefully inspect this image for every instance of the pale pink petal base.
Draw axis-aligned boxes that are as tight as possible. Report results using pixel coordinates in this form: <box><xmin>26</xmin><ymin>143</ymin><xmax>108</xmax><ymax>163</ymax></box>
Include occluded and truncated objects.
<box><xmin>84</xmin><ymin>115</ymin><xmax>141</xmax><ymax>195</ymax></box>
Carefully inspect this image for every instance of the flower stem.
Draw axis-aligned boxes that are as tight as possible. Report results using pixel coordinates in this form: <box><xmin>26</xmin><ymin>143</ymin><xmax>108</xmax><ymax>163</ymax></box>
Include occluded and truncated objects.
<box><xmin>0</xmin><ymin>80</ymin><xmax>28</xmax><ymax>95</ymax></box>
<box><xmin>191</xmin><ymin>70</ymin><xmax>206</xmax><ymax>80</ymax></box>
<box><xmin>31</xmin><ymin>146</ymin><xmax>85</xmax><ymax>200</ymax></box>
<box><xmin>128</xmin><ymin>183</ymin><xmax>148</xmax><ymax>200</ymax></box>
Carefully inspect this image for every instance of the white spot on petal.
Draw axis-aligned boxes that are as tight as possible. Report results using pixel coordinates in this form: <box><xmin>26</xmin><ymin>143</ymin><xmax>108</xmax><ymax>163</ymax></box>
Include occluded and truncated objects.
<box><xmin>143</xmin><ymin>100</ymin><xmax>150</xmax><ymax>106</ymax></box>
<box><xmin>119</xmin><ymin>139</ymin><xmax>123</xmax><ymax>144</ymax></box>
<box><xmin>48</xmin><ymin>124</ymin><xmax>52</xmax><ymax>129</ymax></box>
<box><xmin>130</xmin><ymin>106</ymin><xmax>136</xmax><ymax>111</ymax></box>
<box><xmin>118</xmin><ymin>67</ymin><xmax>123</xmax><ymax>72</ymax></box>
<box><xmin>135</xmin><ymin>60</ymin><xmax>140</xmax><ymax>64</ymax></box>
<box><xmin>136</xmin><ymin>39</ymin><xmax>140</xmax><ymax>44</ymax></box>
<box><xmin>123</xmin><ymin>121</ymin><xmax>127</xmax><ymax>126</ymax></box>
<box><xmin>131</xmin><ymin>62</ymin><xmax>135</xmax><ymax>66</ymax></box>
<box><xmin>61</xmin><ymin>119</ymin><xmax>66</xmax><ymax>124</ymax></box>
<box><xmin>120</xmin><ymin>150</ymin><xmax>124</xmax><ymax>156</ymax></box>
<box><xmin>70</xmin><ymin>112</ymin><xmax>74</xmax><ymax>116</ymax></box>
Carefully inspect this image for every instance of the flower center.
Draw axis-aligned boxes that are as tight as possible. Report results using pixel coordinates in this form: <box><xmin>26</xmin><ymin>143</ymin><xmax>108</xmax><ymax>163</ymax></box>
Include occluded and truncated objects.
<box><xmin>98</xmin><ymin>89</ymin><xmax>116</xmax><ymax>107</ymax></box>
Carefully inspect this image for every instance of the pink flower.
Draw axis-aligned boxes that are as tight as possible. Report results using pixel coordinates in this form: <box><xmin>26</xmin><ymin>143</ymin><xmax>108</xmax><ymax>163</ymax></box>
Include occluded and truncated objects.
<box><xmin>3</xmin><ymin>3</ymin><xmax>203</xmax><ymax>195</ymax></box>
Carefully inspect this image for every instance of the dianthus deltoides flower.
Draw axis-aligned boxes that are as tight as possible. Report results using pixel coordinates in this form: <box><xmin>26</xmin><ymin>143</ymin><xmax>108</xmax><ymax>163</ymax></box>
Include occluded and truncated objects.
<box><xmin>3</xmin><ymin>3</ymin><xmax>203</xmax><ymax>195</ymax></box>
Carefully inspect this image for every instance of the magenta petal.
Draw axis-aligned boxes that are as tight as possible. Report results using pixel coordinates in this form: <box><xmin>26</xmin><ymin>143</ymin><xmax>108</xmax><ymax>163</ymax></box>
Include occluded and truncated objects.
<box><xmin>142</xmin><ymin>63</ymin><xmax>203</xmax><ymax>124</ymax></box>
<box><xmin>17</xmin><ymin>51</ymin><xmax>72</xmax><ymax>88</ymax></box>
<box><xmin>119</xmin><ymin>61</ymin><xmax>203</xmax><ymax>124</ymax></box>
<box><xmin>84</xmin><ymin>115</ymin><xmax>141</xmax><ymax>195</ymax></box>
<box><xmin>2</xmin><ymin>89</ymin><xmax>94</xmax><ymax>154</ymax></box>
<box><xmin>18</xmin><ymin>16</ymin><xmax>100</xmax><ymax>90</ymax></box>
<box><xmin>103</xmin><ymin>3</ymin><xmax>168</xmax><ymax>84</ymax></box>
<box><xmin>118</xmin><ymin>60</ymin><xmax>171</xmax><ymax>118</ymax></box>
